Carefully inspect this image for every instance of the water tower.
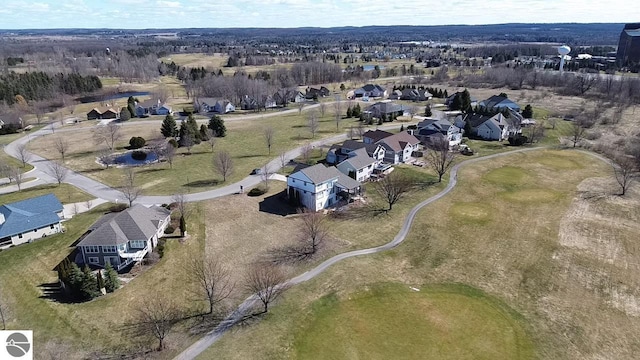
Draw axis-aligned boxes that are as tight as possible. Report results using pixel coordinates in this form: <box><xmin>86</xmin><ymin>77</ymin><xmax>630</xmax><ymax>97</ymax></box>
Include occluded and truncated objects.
<box><xmin>558</xmin><ymin>45</ymin><xmax>571</xmax><ymax>72</ymax></box>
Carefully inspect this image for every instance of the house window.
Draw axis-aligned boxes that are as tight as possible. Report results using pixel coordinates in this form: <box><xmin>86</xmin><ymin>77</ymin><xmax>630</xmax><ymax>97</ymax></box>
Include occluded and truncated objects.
<box><xmin>102</xmin><ymin>245</ymin><xmax>117</xmax><ymax>253</ymax></box>
<box><xmin>34</xmin><ymin>229</ymin><xmax>37</xmax><ymax>233</ymax></box>
<box><xmin>130</xmin><ymin>240</ymin><xmax>146</xmax><ymax>249</ymax></box>
<box><xmin>85</xmin><ymin>245</ymin><xmax>99</xmax><ymax>253</ymax></box>
<box><xmin>88</xmin><ymin>257</ymin><xmax>99</xmax><ymax>264</ymax></box>
<box><xmin>18</xmin><ymin>234</ymin><xmax>23</xmax><ymax>239</ymax></box>
<box><xmin>50</xmin><ymin>224</ymin><xmax>55</xmax><ymax>229</ymax></box>
<box><xmin>118</xmin><ymin>244</ymin><xmax>126</xmax><ymax>251</ymax></box>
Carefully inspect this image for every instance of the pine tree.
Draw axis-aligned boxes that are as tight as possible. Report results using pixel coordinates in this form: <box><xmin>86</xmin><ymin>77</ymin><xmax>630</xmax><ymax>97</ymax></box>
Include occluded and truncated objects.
<box><xmin>104</xmin><ymin>263</ymin><xmax>120</xmax><ymax>293</ymax></box>
<box><xmin>443</xmin><ymin>90</ymin><xmax>449</xmax><ymax>98</ymax></box>
<box><xmin>400</xmin><ymin>124</ymin><xmax>405</xmax><ymax>132</ymax></box>
<box><xmin>208</xmin><ymin>115</ymin><xmax>226</xmax><ymax>137</ymax></box>
<box><xmin>424</xmin><ymin>104</ymin><xmax>432</xmax><ymax>117</ymax></box>
<box><xmin>161</xmin><ymin>114</ymin><xmax>177</xmax><ymax>138</ymax></box>
<box><xmin>464</xmin><ymin>119</ymin><xmax>473</xmax><ymax>138</ymax></box>
<box><xmin>81</xmin><ymin>265</ymin><xmax>99</xmax><ymax>300</ymax></box>
<box><xmin>346</xmin><ymin>107</ymin><xmax>352</xmax><ymax>118</ymax></box>
<box><xmin>199</xmin><ymin>124</ymin><xmax>209</xmax><ymax>141</ymax></box>
<box><xmin>68</xmin><ymin>263</ymin><xmax>85</xmax><ymax>293</ymax></box>
<box><xmin>119</xmin><ymin>107</ymin><xmax>131</xmax><ymax>121</ymax></box>
<box><xmin>178</xmin><ymin>120</ymin><xmax>195</xmax><ymax>149</ymax></box>
<box><xmin>185</xmin><ymin>114</ymin><xmax>200</xmax><ymax>142</ymax></box>
<box><xmin>522</xmin><ymin>104</ymin><xmax>533</xmax><ymax>119</ymax></box>
<box><xmin>461</xmin><ymin>89</ymin><xmax>472</xmax><ymax>113</ymax></box>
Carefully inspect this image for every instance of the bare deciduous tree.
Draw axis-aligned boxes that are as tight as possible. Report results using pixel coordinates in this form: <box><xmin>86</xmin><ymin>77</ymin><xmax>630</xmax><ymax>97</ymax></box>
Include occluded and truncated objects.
<box><xmin>526</xmin><ymin>121</ymin><xmax>546</xmax><ymax>144</ymax></box>
<box><xmin>206</xmin><ymin>129</ymin><xmax>217</xmax><ymax>152</ymax></box>
<box><xmin>307</xmin><ymin>111</ymin><xmax>319</xmax><ymax>138</ymax></box>
<box><xmin>93</xmin><ymin>122</ymin><xmax>122</xmax><ymax>151</ymax></box>
<box><xmin>297</xmin><ymin>102</ymin><xmax>305</xmax><ymax>114</ymax></box>
<box><xmin>570</xmin><ymin>118</ymin><xmax>593</xmax><ymax>148</ymax></box>
<box><xmin>15</xmin><ymin>143</ymin><xmax>31</xmax><ymax>168</ymax></box>
<box><xmin>613</xmin><ymin>155</ymin><xmax>637</xmax><ymax>196</ymax></box>
<box><xmin>186</xmin><ymin>255</ymin><xmax>234</xmax><ymax>315</ymax></box>
<box><xmin>261</xmin><ymin>164</ymin><xmax>271</xmax><ymax>190</ymax></box>
<box><xmin>10</xmin><ymin>166</ymin><xmax>24</xmax><ymax>191</ymax></box>
<box><xmin>244</xmin><ymin>263</ymin><xmax>287</xmax><ymax>314</ymax></box>
<box><xmin>318</xmin><ymin>102</ymin><xmax>326</xmax><ymax>117</ymax></box>
<box><xmin>356</xmin><ymin>122</ymin><xmax>365</xmax><ymax>139</ymax></box>
<box><xmin>375</xmin><ymin>172</ymin><xmax>413</xmax><ymax>211</ymax></box>
<box><xmin>213</xmin><ymin>150</ymin><xmax>233</xmax><ymax>182</ymax></box>
<box><xmin>164</xmin><ymin>143</ymin><xmax>176</xmax><ymax>169</ymax></box>
<box><xmin>53</xmin><ymin>136</ymin><xmax>69</xmax><ymax>163</ymax></box>
<box><xmin>129</xmin><ymin>297</ymin><xmax>180</xmax><ymax>351</ymax></box>
<box><xmin>45</xmin><ymin>161</ymin><xmax>69</xmax><ymax>185</ymax></box>
<box><xmin>85</xmin><ymin>199</ymin><xmax>93</xmax><ymax>211</ymax></box>
<box><xmin>97</xmin><ymin>147</ymin><xmax>113</xmax><ymax>169</ymax></box>
<box><xmin>279</xmin><ymin>151</ymin><xmax>288</xmax><ymax>170</ymax></box>
<box><xmin>425</xmin><ymin>137</ymin><xmax>456</xmax><ymax>182</ymax></box>
<box><xmin>121</xmin><ymin>168</ymin><xmax>141</xmax><ymax>206</ymax></box>
<box><xmin>299</xmin><ymin>209</ymin><xmax>328</xmax><ymax>255</ymax></box>
<box><xmin>263</xmin><ymin>127</ymin><xmax>275</xmax><ymax>155</ymax></box>
<box><xmin>300</xmin><ymin>143</ymin><xmax>313</xmax><ymax>164</ymax></box>
<box><xmin>333</xmin><ymin>96</ymin><xmax>343</xmax><ymax>132</ymax></box>
<box><xmin>171</xmin><ymin>192</ymin><xmax>189</xmax><ymax>221</ymax></box>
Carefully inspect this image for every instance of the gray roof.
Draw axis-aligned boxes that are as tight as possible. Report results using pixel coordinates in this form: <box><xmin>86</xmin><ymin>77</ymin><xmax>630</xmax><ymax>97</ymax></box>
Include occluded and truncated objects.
<box><xmin>335</xmin><ymin>171</ymin><xmax>361</xmax><ymax>190</ymax></box>
<box><xmin>363</xmin><ymin>129</ymin><xmax>393</xmax><ymax>142</ymax></box>
<box><xmin>299</xmin><ymin>163</ymin><xmax>340</xmax><ymax>184</ymax></box>
<box><xmin>0</xmin><ymin>194</ymin><xmax>63</xmax><ymax>238</ymax></box>
<box><xmin>77</xmin><ymin>205</ymin><xmax>170</xmax><ymax>246</ymax></box>
<box><xmin>340</xmin><ymin>150</ymin><xmax>376</xmax><ymax>170</ymax></box>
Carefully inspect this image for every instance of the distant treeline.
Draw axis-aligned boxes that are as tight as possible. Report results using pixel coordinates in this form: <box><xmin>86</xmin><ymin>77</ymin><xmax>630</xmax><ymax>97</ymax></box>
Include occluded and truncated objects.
<box><xmin>0</xmin><ymin>72</ymin><xmax>102</xmax><ymax>104</ymax></box>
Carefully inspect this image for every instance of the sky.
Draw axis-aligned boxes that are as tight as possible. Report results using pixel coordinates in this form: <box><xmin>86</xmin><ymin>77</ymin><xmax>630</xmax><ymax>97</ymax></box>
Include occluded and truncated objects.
<box><xmin>1</xmin><ymin>0</ymin><xmax>640</xmax><ymax>29</ymax></box>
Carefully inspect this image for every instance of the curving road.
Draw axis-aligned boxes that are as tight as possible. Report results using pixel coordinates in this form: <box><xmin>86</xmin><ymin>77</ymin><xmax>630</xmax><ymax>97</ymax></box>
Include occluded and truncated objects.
<box><xmin>2</xmin><ymin>103</ymin><xmax>416</xmax><ymax>203</ymax></box>
<box><xmin>173</xmin><ymin>146</ymin><xmax>542</xmax><ymax>360</ymax></box>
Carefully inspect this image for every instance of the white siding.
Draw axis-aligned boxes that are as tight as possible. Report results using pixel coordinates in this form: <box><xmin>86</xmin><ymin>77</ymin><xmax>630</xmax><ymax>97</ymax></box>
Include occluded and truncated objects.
<box><xmin>10</xmin><ymin>222</ymin><xmax>62</xmax><ymax>246</ymax></box>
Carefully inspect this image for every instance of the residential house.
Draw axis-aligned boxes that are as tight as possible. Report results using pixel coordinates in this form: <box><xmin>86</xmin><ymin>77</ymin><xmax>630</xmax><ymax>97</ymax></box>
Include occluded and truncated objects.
<box><xmin>376</xmin><ymin>131</ymin><xmax>421</xmax><ymax>164</ymax></box>
<box><xmin>154</xmin><ymin>103</ymin><xmax>173</xmax><ymax>115</ymax></box>
<box><xmin>195</xmin><ymin>98</ymin><xmax>235</xmax><ymax>114</ymax></box>
<box><xmin>416</xmin><ymin>118</ymin><xmax>463</xmax><ymax>148</ymax></box>
<box><xmin>75</xmin><ymin>204</ymin><xmax>171</xmax><ymax>271</ymax></box>
<box><xmin>478</xmin><ymin>95</ymin><xmax>521</xmax><ymax>113</ymax></box>
<box><xmin>445</xmin><ymin>91</ymin><xmax>478</xmax><ymax>109</ymax></box>
<box><xmin>287</xmin><ymin>164</ymin><xmax>361</xmax><ymax>211</ymax></box>
<box><xmin>86</xmin><ymin>108</ymin><xmax>102</xmax><ymax>120</ymax></box>
<box><xmin>305</xmin><ymin>86</ymin><xmax>330</xmax><ymax>100</ymax></box>
<box><xmin>135</xmin><ymin>99</ymin><xmax>155</xmax><ymax>117</ymax></box>
<box><xmin>336</xmin><ymin>148</ymin><xmax>377</xmax><ymax>182</ymax></box>
<box><xmin>392</xmin><ymin>88</ymin><xmax>433</xmax><ymax>101</ymax></box>
<box><xmin>326</xmin><ymin>140</ymin><xmax>385</xmax><ymax>165</ymax></box>
<box><xmin>86</xmin><ymin>108</ymin><xmax>118</xmax><ymax>120</ymax></box>
<box><xmin>294</xmin><ymin>91</ymin><xmax>306</xmax><ymax>103</ymax></box>
<box><xmin>364</xmin><ymin>102</ymin><xmax>409</xmax><ymax>119</ymax></box>
<box><xmin>388</xmin><ymin>89</ymin><xmax>403</xmax><ymax>100</ymax></box>
<box><xmin>465</xmin><ymin>113</ymin><xmax>513</xmax><ymax>141</ymax></box>
<box><xmin>353</xmin><ymin>84</ymin><xmax>387</xmax><ymax>98</ymax></box>
<box><xmin>240</xmin><ymin>95</ymin><xmax>278</xmax><ymax>110</ymax></box>
<box><xmin>0</xmin><ymin>194</ymin><xmax>64</xmax><ymax>248</ymax></box>
<box><xmin>363</xmin><ymin>129</ymin><xmax>393</xmax><ymax>144</ymax></box>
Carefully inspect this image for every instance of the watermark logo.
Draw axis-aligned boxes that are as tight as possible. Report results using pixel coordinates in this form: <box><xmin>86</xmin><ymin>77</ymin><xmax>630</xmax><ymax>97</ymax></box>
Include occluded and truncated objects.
<box><xmin>0</xmin><ymin>331</ymin><xmax>32</xmax><ymax>360</ymax></box>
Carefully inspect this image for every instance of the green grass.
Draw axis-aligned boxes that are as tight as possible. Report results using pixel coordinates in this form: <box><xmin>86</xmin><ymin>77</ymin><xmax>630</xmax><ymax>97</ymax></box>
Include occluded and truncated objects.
<box><xmin>0</xmin><ymin>183</ymin><xmax>94</xmax><ymax>204</ymax></box>
<box><xmin>293</xmin><ymin>282</ymin><xmax>535</xmax><ymax>360</ymax></box>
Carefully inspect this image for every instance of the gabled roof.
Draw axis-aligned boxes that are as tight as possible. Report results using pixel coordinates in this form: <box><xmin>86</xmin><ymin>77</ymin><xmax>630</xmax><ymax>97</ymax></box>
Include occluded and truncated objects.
<box><xmin>77</xmin><ymin>205</ymin><xmax>171</xmax><ymax>246</ymax></box>
<box><xmin>479</xmin><ymin>95</ymin><xmax>520</xmax><ymax>110</ymax></box>
<box><xmin>377</xmin><ymin>131</ymin><xmax>420</xmax><ymax>152</ymax></box>
<box><xmin>418</xmin><ymin>118</ymin><xmax>454</xmax><ymax>133</ymax></box>
<box><xmin>335</xmin><ymin>172</ymin><xmax>361</xmax><ymax>190</ymax></box>
<box><xmin>361</xmin><ymin>84</ymin><xmax>385</xmax><ymax>92</ymax></box>
<box><xmin>298</xmin><ymin>163</ymin><xmax>340</xmax><ymax>184</ymax></box>
<box><xmin>0</xmin><ymin>194</ymin><xmax>63</xmax><ymax>238</ymax></box>
<box><xmin>340</xmin><ymin>151</ymin><xmax>376</xmax><ymax>170</ymax></box>
<box><xmin>366</xmin><ymin>102</ymin><xmax>408</xmax><ymax>115</ymax></box>
<box><xmin>363</xmin><ymin>129</ymin><xmax>393</xmax><ymax>142</ymax></box>
<box><xmin>341</xmin><ymin>140</ymin><xmax>381</xmax><ymax>155</ymax></box>
<box><xmin>465</xmin><ymin>113</ymin><xmax>492</xmax><ymax>128</ymax></box>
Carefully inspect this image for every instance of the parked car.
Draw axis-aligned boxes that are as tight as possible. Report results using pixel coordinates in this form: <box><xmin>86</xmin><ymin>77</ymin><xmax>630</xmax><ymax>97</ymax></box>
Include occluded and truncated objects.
<box><xmin>250</xmin><ymin>168</ymin><xmax>263</xmax><ymax>175</ymax></box>
<box><xmin>459</xmin><ymin>144</ymin><xmax>474</xmax><ymax>156</ymax></box>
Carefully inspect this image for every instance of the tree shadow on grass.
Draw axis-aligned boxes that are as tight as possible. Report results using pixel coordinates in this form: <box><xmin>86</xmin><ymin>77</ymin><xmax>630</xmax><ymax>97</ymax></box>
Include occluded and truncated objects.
<box><xmin>185</xmin><ymin>179</ymin><xmax>220</xmax><ymax>188</ymax></box>
<box><xmin>331</xmin><ymin>204</ymin><xmax>388</xmax><ymax>220</ymax></box>
<box><xmin>79</xmin><ymin>168</ymin><xmax>104</xmax><ymax>174</ymax></box>
<box><xmin>38</xmin><ymin>281</ymin><xmax>77</xmax><ymax>304</ymax></box>
<box><xmin>136</xmin><ymin>168</ymin><xmax>164</xmax><ymax>174</ymax></box>
<box><xmin>265</xmin><ymin>244</ymin><xmax>314</xmax><ymax>265</ymax></box>
<box><xmin>258</xmin><ymin>191</ymin><xmax>297</xmax><ymax>216</ymax></box>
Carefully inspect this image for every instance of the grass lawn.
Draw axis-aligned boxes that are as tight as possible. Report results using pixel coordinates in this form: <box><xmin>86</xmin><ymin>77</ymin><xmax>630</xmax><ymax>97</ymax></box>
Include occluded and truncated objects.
<box><xmin>293</xmin><ymin>283</ymin><xmax>534</xmax><ymax>360</ymax></box>
<box><xmin>0</xmin><ymin>183</ymin><xmax>94</xmax><ymax>204</ymax></box>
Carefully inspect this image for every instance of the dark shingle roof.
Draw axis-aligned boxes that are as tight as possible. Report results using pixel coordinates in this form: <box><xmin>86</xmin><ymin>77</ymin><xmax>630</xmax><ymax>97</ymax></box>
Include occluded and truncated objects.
<box><xmin>0</xmin><ymin>194</ymin><xmax>63</xmax><ymax>238</ymax></box>
<box><xmin>77</xmin><ymin>205</ymin><xmax>170</xmax><ymax>246</ymax></box>
<box><xmin>363</xmin><ymin>129</ymin><xmax>393</xmax><ymax>142</ymax></box>
<box><xmin>299</xmin><ymin>163</ymin><xmax>340</xmax><ymax>184</ymax></box>
<box><xmin>377</xmin><ymin>131</ymin><xmax>420</xmax><ymax>152</ymax></box>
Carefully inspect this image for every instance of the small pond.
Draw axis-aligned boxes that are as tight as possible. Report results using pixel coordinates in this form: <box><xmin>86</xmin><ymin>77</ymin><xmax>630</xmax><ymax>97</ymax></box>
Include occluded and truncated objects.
<box><xmin>363</xmin><ymin>65</ymin><xmax>386</xmax><ymax>71</ymax></box>
<box><xmin>113</xmin><ymin>151</ymin><xmax>158</xmax><ymax>166</ymax></box>
<box><xmin>77</xmin><ymin>91</ymin><xmax>150</xmax><ymax>104</ymax></box>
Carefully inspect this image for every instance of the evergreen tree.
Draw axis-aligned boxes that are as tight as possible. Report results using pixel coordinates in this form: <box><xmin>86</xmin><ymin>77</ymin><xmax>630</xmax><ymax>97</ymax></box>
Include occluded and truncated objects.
<box><xmin>443</xmin><ymin>90</ymin><xmax>448</xmax><ymax>98</ymax></box>
<box><xmin>499</xmin><ymin>92</ymin><xmax>508</xmax><ymax>98</ymax></box>
<box><xmin>104</xmin><ymin>263</ymin><xmax>120</xmax><ymax>293</ymax></box>
<box><xmin>424</xmin><ymin>104</ymin><xmax>432</xmax><ymax>117</ymax></box>
<box><xmin>522</xmin><ymin>104</ymin><xmax>534</xmax><ymax>119</ymax></box>
<box><xmin>179</xmin><ymin>215</ymin><xmax>186</xmax><ymax>237</ymax></box>
<box><xmin>67</xmin><ymin>263</ymin><xmax>85</xmax><ymax>294</ymax></box>
<box><xmin>208</xmin><ymin>115</ymin><xmax>226</xmax><ymax>137</ymax></box>
<box><xmin>451</xmin><ymin>94</ymin><xmax>462</xmax><ymax>110</ymax></box>
<box><xmin>501</xmin><ymin>108</ymin><xmax>511</xmax><ymax>118</ymax></box>
<box><xmin>460</xmin><ymin>89</ymin><xmax>472</xmax><ymax>113</ymax></box>
<box><xmin>81</xmin><ymin>265</ymin><xmax>100</xmax><ymax>300</ymax></box>
<box><xmin>185</xmin><ymin>114</ymin><xmax>201</xmax><ymax>143</ymax></box>
<box><xmin>352</xmin><ymin>104</ymin><xmax>361</xmax><ymax>118</ymax></box>
<box><xmin>178</xmin><ymin>120</ymin><xmax>195</xmax><ymax>149</ymax></box>
<box><xmin>119</xmin><ymin>107</ymin><xmax>131</xmax><ymax>121</ymax></box>
<box><xmin>400</xmin><ymin>124</ymin><xmax>405</xmax><ymax>131</ymax></box>
<box><xmin>346</xmin><ymin>107</ymin><xmax>352</xmax><ymax>118</ymax></box>
<box><xmin>127</xmin><ymin>96</ymin><xmax>137</xmax><ymax>118</ymax></box>
<box><xmin>161</xmin><ymin>114</ymin><xmax>177</xmax><ymax>138</ymax></box>
<box><xmin>199</xmin><ymin>124</ymin><xmax>210</xmax><ymax>141</ymax></box>
<box><xmin>464</xmin><ymin>119</ymin><xmax>473</xmax><ymax>138</ymax></box>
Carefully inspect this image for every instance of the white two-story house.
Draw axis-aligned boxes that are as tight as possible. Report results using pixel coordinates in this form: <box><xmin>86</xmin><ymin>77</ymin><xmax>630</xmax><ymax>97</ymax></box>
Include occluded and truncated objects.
<box><xmin>336</xmin><ymin>148</ymin><xmax>377</xmax><ymax>182</ymax></box>
<box><xmin>376</xmin><ymin>131</ymin><xmax>421</xmax><ymax>164</ymax></box>
<box><xmin>416</xmin><ymin>118</ymin><xmax>463</xmax><ymax>148</ymax></box>
<box><xmin>75</xmin><ymin>205</ymin><xmax>171</xmax><ymax>271</ymax></box>
<box><xmin>287</xmin><ymin>164</ymin><xmax>361</xmax><ymax>211</ymax></box>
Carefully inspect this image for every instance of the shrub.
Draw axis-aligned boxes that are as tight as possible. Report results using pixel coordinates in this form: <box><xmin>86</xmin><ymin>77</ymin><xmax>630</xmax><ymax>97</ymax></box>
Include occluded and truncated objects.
<box><xmin>131</xmin><ymin>150</ymin><xmax>147</xmax><ymax>161</ymax></box>
<box><xmin>164</xmin><ymin>225</ymin><xmax>175</xmax><ymax>234</ymax></box>
<box><xmin>129</xmin><ymin>136</ymin><xmax>146</xmax><ymax>149</ymax></box>
<box><xmin>156</xmin><ymin>239</ymin><xmax>166</xmax><ymax>258</ymax></box>
<box><xmin>168</xmin><ymin>139</ymin><xmax>178</xmax><ymax>148</ymax></box>
<box><xmin>109</xmin><ymin>203</ymin><xmax>128</xmax><ymax>212</ymax></box>
<box><xmin>248</xmin><ymin>186</ymin><xmax>268</xmax><ymax>197</ymax></box>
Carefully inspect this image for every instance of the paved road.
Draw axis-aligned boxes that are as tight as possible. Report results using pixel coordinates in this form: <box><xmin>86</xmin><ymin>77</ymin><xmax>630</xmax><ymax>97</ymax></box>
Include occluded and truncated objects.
<box><xmin>173</xmin><ymin>146</ymin><xmax>542</xmax><ymax>360</ymax></box>
<box><xmin>2</xmin><ymin>115</ymin><xmax>416</xmax><ymax>204</ymax></box>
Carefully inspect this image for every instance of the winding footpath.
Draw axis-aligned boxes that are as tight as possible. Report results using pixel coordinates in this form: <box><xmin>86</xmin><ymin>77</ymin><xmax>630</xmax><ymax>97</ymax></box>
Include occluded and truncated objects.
<box><xmin>173</xmin><ymin>146</ymin><xmax>541</xmax><ymax>360</ymax></box>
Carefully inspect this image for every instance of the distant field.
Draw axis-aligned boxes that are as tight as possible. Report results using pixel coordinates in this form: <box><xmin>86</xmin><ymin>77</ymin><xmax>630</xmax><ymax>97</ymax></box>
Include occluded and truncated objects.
<box><xmin>160</xmin><ymin>53</ymin><xmax>228</xmax><ymax>69</ymax></box>
<box><xmin>0</xmin><ymin>183</ymin><xmax>93</xmax><ymax>205</ymax></box>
